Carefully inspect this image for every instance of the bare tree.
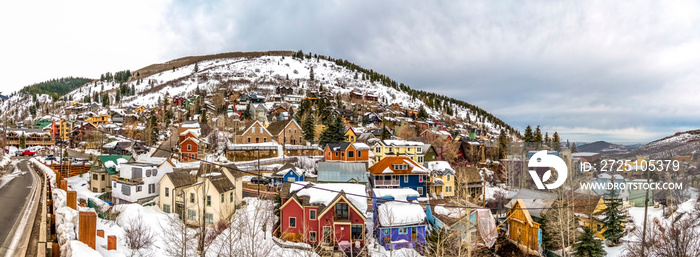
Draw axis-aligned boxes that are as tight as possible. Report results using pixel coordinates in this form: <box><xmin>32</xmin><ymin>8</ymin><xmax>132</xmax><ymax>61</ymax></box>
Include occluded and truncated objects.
<box><xmin>122</xmin><ymin>216</ymin><xmax>156</xmax><ymax>257</ymax></box>
<box><xmin>625</xmin><ymin>215</ymin><xmax>700</xmax><ymax>257</ymax></box>
<box><xmin>160</xmin><ymin>214</ymin><xmax>197</xmax><ymax>257</ymax></box>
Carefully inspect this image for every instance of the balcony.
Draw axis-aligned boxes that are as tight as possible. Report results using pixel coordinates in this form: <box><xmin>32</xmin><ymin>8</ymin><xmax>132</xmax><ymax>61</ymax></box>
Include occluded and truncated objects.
<box><xmin>111</xmin><ymin>175</ymin><xmax>143</xmax><ymax>185</ymax></box>
<box><xmin>374</xmin><ymin>179</ymin><xmax>400</xmax><ymax>186</ymax></box>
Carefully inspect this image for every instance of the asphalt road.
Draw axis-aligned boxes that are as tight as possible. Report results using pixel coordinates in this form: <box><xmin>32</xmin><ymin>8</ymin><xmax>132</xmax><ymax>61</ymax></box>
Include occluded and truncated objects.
<box><xmin>152</xmin><ymin>127</ymin><xmax>178</xmax><ymax>158</ymax></box>
<box><xmin>0</xmin><ymin>159</ymin><xmax>33</xmax><ymax>251</ymax></box>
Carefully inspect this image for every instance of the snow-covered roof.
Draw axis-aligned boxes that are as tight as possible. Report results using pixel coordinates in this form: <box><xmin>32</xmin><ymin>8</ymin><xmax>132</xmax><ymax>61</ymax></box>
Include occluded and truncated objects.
<box><xmin>377</xmin><ymin>201</ymin><xmax>426</xmax><ymax>226</ymax></box>
<box><xmin>353</xmin><ymin>143</ymin><xmax>370</xmax><ymax>150</ymax></box>
<box><xmin>373</xmin><ymin>188</ymin><xmax>420</xmax><ymax>200</ymax></box>
<box><xmin>425</xmin><ymin>161</ymin><xmax>455</xmax><ymax>176</ymax></box>
<box><xmin>290</xmin><ymin>182</ymin><xmax>367</xmax><ymax>214</ymax></box>
<box><xmin>382</xmin><ymin>140</ymin><xmax>424</xmax><ymax>146</ymax></box>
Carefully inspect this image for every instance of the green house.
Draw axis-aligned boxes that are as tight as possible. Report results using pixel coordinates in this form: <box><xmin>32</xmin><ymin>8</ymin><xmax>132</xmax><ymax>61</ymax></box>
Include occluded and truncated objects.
<box><xmin>89</xmin><ymin>155</ymin><xmax>133</xmax><ymax>194</ymax></box>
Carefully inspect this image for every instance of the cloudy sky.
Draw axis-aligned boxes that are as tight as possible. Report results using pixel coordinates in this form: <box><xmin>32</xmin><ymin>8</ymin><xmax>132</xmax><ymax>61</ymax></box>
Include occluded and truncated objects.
<box><xmin>2</xmin><ymin>0</ymin><xmax>700</xmax><ymax>142</ymax></box>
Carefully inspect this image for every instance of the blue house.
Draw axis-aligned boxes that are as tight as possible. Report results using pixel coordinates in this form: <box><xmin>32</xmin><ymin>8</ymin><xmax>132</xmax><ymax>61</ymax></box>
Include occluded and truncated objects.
<box><xmin>372</xmin><ymin>188</ymin><xmax>427</xmax><ymax>252</ymax></box>
<box><xmin>369</xmin><ymin>156</ymin><xmax>429</xmax><ymax>197</ymax></box>
<box><xmin>271</xmin><ymin>163</ymin><xmax>305</xmax><ymax>187</ymax></box>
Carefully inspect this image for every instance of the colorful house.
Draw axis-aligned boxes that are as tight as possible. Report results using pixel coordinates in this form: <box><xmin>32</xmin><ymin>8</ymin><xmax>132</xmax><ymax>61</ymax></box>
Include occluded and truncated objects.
<box><xmin>572</xmin><ymin>195</ymin><xmax>608</xmax><ymax>239</ymax></box>
<box><xmin>271</xmin><ymin>163</ymin><xmax>306</xmax><ymax>187</ymax></box>
<box><xmin>372</xmin><ymin>189</ymin><xmax>427</xmax><ymax>252</ymax></box>
<box><xmin>369</xmin><ymin>156</ymin><xmax>429</xmax><ymax>197</ymax></box>
<box><xmin>425</xmin><ymin>161</ymin><xmax>456</xmax><ymax>198</ymax></box>
<box><xmin>89</xmin><ymin>155</ymin><xmax>133</xmax><ymax>194</ymax></box>
<box><xmin>344</xmin><ymin>128</ymin><xmax>358</xmax><ymax>143</ymax></box>
<box><xmin>506</xmin><ymin>199</ymin><xmax>542</xmax><ymax>256</ymax></box>
<box><xmin>279</xmin><ymin>182</ymin><xmax>367</xmax><ymax>253</ymax></box>
<box><xmin>324</xmin><ymin>142</ymin><xmax>370</xmax><ymax>162</ymax></box>
<box><xmin>370</xmin><ymin>139</ymin><xmax>428</xmax><ymax>165</ymax></box>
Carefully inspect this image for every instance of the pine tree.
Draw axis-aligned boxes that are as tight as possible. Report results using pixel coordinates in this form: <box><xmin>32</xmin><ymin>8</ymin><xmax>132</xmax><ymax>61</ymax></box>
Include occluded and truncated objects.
<box><xmin>534</xmin><ymin>125</ymin><xmax>543</xmax><ymax>144</ymax></box>
<box><xmin>571</xmin><ymin>142</ymin><xmax>578</xmax><ymax>153</ymax></box>
<box><xmin>498</xmin><ymin>129</ymin><xmax>508</xmax><ymax>159</ymax></box>
<box><xmin>115</xmin><ymin>90</ymin><xmax>121</xmax><ymax>103</ymax></box>
<box><xmin>566</xmin><ymin>139</ymin><xmax>571</xmax><ymax>149</ymax></box>
<box><xmin>552</xmin><ymin>132</ymin><xmax>561</xmax><ymax>152</ymax></box>
<box><xmin>309</xmin><ymin>67</ymin><xmax>314</xmax><ymax>81</ymax></box>
<box><xmin>544</xmin><ymin>132</ymin><xmax>550</xmax><ymax>146</ymax></box>
<box><xmin>380</xmin><ymin>124</ymin><xmax>390</xmax><ymax>140</ymax></box>
<box><xmin>524</xmin><ymin>125</ymin><xmax>533</xmax><ymax>142</ymax></box>
<box><xmin>302</xmin><ymin>114</ymin><xmax>316</xmax><ymax>144</ymax></box>
<box><xmin>573</xmin><ymin>227</ymin><xmax>606</xmax><ymax>257</ymax></box>
<box><xmin>194</xmin><ymin>62</ymin><xmax>199</xmax><ymax>73</ymax></box>
<box><xmin>243</xmin><ymin>103</ymin><xmax>252</xmax><ymax>120</ymax></box>
<box><xmin>102</xmin><ymin>93</ymin><xmax>109</xmax><ymax>107</ymax></box>
<box><xmin>602</xmin><ymin>188</ymin><xmax>625</xmax><ymax>245</ymax></box>
<box><xmin>200</xmin><ymin>109</ymin><xmax>208</xmax><ymax>125</ymax></box>
<box><xmin>417</xmin><ymin>106</ymin><xmax>428</xmax><ymax>120</ymax></box>
<box><xmin>318</xmin><ymin>115</ymin><xmax>346</xmax><ymax>146</ymax></box>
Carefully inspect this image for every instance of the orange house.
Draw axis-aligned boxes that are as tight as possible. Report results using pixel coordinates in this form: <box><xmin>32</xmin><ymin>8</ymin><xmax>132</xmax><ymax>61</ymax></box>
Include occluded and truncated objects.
<box><xmin>324</xmin><ymin>142</ymin><xmax>370</xmax><ymax>162</ymax></box>
<box><xmin>507</xmin><ymin>199</ymin><xmax>542</xmax><ymax>255</ymax></box>
<box><xmin>180</xmin><ymin>137</ymin><xmax>199</xmax><ymax>162</ymax></box>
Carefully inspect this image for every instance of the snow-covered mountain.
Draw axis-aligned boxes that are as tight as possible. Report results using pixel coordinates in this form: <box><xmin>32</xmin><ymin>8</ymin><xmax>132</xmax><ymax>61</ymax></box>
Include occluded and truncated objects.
<box><xmin>4</xmin><ymin>51</ymin><xmax>516</xmax><ymax>137</ymax></box>
<box><xmin>623</xmin><ymin>130</ymin><xmax>700</xmax><ymax>159</ymax></box>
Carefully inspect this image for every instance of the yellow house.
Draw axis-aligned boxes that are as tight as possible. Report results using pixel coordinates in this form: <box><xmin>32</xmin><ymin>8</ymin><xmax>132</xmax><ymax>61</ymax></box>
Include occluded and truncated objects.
<box><xmin>425</xmin><ymin>161</ymin><xmax>455</xmax><ymax>198</ymax></box>
<box><xmin>135</xmin><ymin>105</ymin><xmax>147</xmax><ymax>113</ymax></box>
<box><xmin>371</xmin><ymin>139</ymin><xmax>427</xmax><ymax>165</ymax></box>
<box><xmin>344</xmin><ymin>128</ymin><xmax>358</xmax><ymax>143</ymax></box>
<box><xmin>85</xmin><ymin>114</ymin><xmax>111</xmax><ymax>126</ymax></box>
<box><xmin>574</xmin><ymin>196</ymin><xmax>615</xmax><ymax>239</ymax></box>
<box><xmin>160</xmin><ymin>164</ymin><xmax>243</xmax><ymax>227</ymax></box>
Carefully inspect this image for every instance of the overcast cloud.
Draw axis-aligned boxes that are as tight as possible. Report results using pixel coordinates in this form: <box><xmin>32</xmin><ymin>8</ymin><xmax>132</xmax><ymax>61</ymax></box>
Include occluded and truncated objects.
<box><xmin>2</xmin><ymin>0</ymin><xmax>700</xmax><ymax>142</ymax></box>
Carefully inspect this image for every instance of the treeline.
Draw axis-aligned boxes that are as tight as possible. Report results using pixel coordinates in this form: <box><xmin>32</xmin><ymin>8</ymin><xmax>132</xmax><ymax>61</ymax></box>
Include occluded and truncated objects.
<box><xmin>20</xmin><ymin>77</ymin><xmax>92</xmax><ymax>101</ymax></box>
<box><xmin>291</xmin><ymin>50</ymin><xmax>518</xmax><ymax>137</ymax></box>
<box><xmin>100</xmin><ymin>70</ymin><xmax>134</xmax><ymax>83</ymax></box>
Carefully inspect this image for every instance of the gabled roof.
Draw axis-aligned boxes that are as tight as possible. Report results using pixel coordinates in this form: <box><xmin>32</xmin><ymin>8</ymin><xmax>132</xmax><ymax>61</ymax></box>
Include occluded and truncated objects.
<box><xmin>209</xmin><ymin>175</ymin><xmax>236</xmax><ymax>193</ymax></box>
<box><xmin>510</xmin><ymin>199</ymin><xmax>536</xmax><ymax>227</ymax></box>
<box><xmin>326</xmin><ymin>142</ymin><xmax>352</xmax><ymax>152</ymax></box>
<box><xmin>369</xmin><ymin>156</ymin><xmax>428</xmax><ymax>175</ymax></box>
<box><xmin>267</xmin><ymin>119</ymin><xmax>297</xmax><ymax>136</ymax></box>
<box><xmin>165</xmin><ymin>171</ymin><xmax>195</xmax><ymax>188</ymax></box>
<box><xmin>287</xmin><ymin>182</ymin><xmax>367</xmax><ymax>217</ymax></box>
<box><xmin>97</xmin><ymin>155</ymin><xmax>132</xmax><ymax>174</ymax></box>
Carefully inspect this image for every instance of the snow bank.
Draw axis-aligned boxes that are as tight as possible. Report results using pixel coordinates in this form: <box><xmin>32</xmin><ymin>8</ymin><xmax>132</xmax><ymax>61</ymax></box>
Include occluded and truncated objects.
<box><xmin>65</xmin><ymin>240</ymin><xmax>101</xmax><ymax>257</ymax></box>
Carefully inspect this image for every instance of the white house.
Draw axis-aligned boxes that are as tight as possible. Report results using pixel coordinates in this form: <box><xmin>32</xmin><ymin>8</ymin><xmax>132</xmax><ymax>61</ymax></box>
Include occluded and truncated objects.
<box><xmin>111</xmin><ymin>161</ymin><xmax>173</xmax><ymax>204</ymax></box>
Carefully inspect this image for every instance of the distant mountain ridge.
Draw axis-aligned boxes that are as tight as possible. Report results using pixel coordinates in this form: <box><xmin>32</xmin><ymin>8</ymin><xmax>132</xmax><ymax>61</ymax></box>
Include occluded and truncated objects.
<box><xmin>576</xmin><ymin>141</ymin><xmax>630</xmax><ymax>154</ymax></box>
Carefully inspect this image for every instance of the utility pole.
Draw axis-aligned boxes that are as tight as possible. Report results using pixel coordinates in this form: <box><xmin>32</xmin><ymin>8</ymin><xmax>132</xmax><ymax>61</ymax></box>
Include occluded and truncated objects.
<box><xmin>257</xmin><ymin>148</ymin><xmax>261</xmax><ymax>197</ymax></box>
<box><xmin>641</xmin><ymin>165</ymin><xmax>651</xmax><ymax>255</ymax></box>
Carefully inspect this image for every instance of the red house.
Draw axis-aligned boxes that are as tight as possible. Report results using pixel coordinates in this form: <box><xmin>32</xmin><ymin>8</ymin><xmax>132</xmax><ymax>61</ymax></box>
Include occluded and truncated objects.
<box><xmin>323</xmin><ymin>142</ymin><xmax>370</xmax><ymax>162</ymax></box>
<box><xmin>179</xmin><ymin>137</ymin><xmax>199</xmax><ymax>162</ymax></box>
<box><xmin>279</xmin><ymin>182</ymin><xmax>367</xmax><ymax>253</ymax></box>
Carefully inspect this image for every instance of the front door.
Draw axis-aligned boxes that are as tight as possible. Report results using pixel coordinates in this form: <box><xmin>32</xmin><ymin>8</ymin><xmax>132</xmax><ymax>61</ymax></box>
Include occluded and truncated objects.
<box><xmin>412</xmin><ymin>227</ymin><xmax>417</xmax><ymax>241</ymax></box>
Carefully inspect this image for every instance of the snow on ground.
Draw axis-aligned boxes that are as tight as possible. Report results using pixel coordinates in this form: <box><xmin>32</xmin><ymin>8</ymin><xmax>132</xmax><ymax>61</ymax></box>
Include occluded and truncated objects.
<box><xmin>0</xmin><ymin>161</ymin><xmax>22</xmax><ymax>190</ymax></box>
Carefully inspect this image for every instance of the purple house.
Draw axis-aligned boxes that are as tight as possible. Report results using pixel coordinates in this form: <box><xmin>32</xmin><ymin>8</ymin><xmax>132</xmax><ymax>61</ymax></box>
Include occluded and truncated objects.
<box><xmin>372</xmin><ymin>188</ymin><xmax>427</xmax><ymax>252</ymax></box>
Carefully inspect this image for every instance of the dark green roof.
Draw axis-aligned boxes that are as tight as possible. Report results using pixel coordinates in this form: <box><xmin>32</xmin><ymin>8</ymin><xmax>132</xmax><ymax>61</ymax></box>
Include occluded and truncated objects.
<box><xmin>97</xmin><ymin>155</ymin><xmax>132</xmax><ymax>174</ymax></box>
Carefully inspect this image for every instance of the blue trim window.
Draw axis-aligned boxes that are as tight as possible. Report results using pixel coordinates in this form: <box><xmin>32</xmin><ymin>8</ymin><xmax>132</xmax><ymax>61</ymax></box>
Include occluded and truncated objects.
<box><xmin>399</xmin><ymin>227</ymin><xmax>408</xmax><ymax>234</ymax></box>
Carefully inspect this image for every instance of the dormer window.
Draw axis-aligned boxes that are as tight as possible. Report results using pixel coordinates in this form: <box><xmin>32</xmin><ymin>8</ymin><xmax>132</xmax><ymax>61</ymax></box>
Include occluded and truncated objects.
<box><xmin>393</xmin><ymin>164</ymin><xmax>408</xmax><ymax>170</ymax></box>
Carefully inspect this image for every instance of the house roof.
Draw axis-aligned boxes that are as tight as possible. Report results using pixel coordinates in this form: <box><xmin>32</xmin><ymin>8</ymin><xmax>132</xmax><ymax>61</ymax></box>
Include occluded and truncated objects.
<box><xmin>326</xmin><ymin>142</ymin><xmax>352</xmax><ymax>152</ymax></box>
<box><xmin>267</xmin><ymin>119</ymin><xmax>296</xmax><ymax>136</ymax></box>
<box><xmin>377</xmin><ymin>201</ymin><xmax>426</xmax><ymax>227</ymax></box>
<box><xmin>425</xmin><ymin>161</ymin><xmax>456</xmax><ymax>176</ymax></box>
<box><xmin>97</xmin><ymin>155</ymin><xmax>132</xmax><ymax>174</ymax></box>
<box><xmin>288</xmin><ymin>182</ymin><xmax>367</xmax><ymax>216</ymax></box>
<box><xmin>165</xmin><ymin>171</ymin><xmax>196</xmax><ymax>188</ymax></box>
<box><xmin>317</xmin><ymin>162</ymin><xmax>368</xmax><ymax>183</ymax></box>
<box><xmin>369</xmin><ymin>156</ymin><xmax>428</xmax><ymax>175</ymax></box>
<box><xmin>505</xmin><ymin>188</ymin><xmax>557</xmax><ymax>218</ymax></box>
<box><xmin>209</xmin><ymin>175</ymin><xmax>236</xmax><ymax>193</ymax></box>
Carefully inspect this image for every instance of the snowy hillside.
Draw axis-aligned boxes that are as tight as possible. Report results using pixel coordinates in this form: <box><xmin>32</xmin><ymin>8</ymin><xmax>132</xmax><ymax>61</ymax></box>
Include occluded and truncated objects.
<box><xmin>61</xmin><ymin>54</ymin><xmax>508</xmax><ymax>135</ymax></box>
<box><xmin>625</xmin><ymin>130</ymin><xmax>700</xmax><ymax>159</ymax></box>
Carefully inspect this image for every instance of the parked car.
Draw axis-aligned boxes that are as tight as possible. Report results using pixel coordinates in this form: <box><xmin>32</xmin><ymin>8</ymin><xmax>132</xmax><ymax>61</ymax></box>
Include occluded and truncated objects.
<box><xmin>250</xmin><ymin>177</ymin><xmax>270</xmax><ymax>185</ymax></box>
<box><xmin>16</xmin><ymin>150</ymin><xmax>35</xmax><ymax>156</ymax></box>
<box><xmin>45</xmin><ymin>156</ymin><xmax>57</xmax><ymax>161</ymax></box>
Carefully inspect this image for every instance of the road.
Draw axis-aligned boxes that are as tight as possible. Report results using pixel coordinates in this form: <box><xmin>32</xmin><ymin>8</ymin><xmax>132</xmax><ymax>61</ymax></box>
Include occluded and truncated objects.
<box><xmin>152</xmin><ymin>127</ymin><xmax>178</xmax><ymax>158</ymax></box>
<box><xmin>0</xmin><ymin>158</ymin><xmax>35</xmax><ymax>256</ymax></box>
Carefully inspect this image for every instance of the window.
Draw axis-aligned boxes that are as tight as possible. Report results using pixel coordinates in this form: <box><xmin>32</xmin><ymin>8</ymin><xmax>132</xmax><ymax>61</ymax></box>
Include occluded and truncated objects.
<box><xmin>137</xmin><ymin>186</ymin><xmax>142</xmax><ymax>192</ymax></box>
<box><xmin>153</xmin><ymin>169</ymin><xmax>158</xmax><ymax>176</ymax></box>
<box><xmin>259</xmin><ymin>127</ymin><xmax>263</xmax><ymax>133</ymax></box>
<box><xmin>335</xmin><ymin>152</ymin><xmax>339</xmax><ymax>157</ymax></box>
<box><xmin>93</xmin><ymin>187</ymin><xmax>98</xmax><ymax>193</ymax></box>
<box><xmin>309</xmin><ymin>231</ymin><xmax>317</xmax><ymax>242</ymax></box>
<box><xmin>446</xmin><ymin>175</ymin><xmax>451</xmax><ymax>182</ymax></box>
<box><xmin>256</xmin><ymin>137</ymin><xmax>259</xmax><ymax>143</ymax></box>
<box><xmin>289</xmin><ymin>217</ymin><xmax>296</xmax><ymax>228</ymax></box>
<box><xmin>205</xmin><ymin>213</ymin><xmax>214</xmax><ymax>224</ymax></box>
<box><xmin>348</xmin><ymin>151</ymin><xmax>354</xmax><ymax>158</ymax></box>
<box><xmin>187</xmin><ymin>145</ymin><xmax>192</xmax><ymax>151</ymax></box>
<box><xmin>93</xmin><ymin>174</ymin><xmax>98</xmax><ymax>180</ymax></box>
<box><xmin>263</xmin><ymin>137</ymin><xmax>267</xmax><ymax>142</ymax></box>
<box><xmin>417</xmin><ymin>147</ymin><xmax>422</xmax><ymax>153</ymax></box>
<box><xmin>187</xmin><ymin>209</ymin><xmax>197</xmax><ymax>221</ymax></box>
<box><xmin>165</xmin><ymin>187</ymin><xmax>170</xmax><ymax>197</ymax></box>
<box><xmin>299</xmin><ymin>136</ymin><xmax>302</xmax><ymax>143</ymax></box>
<box><xmin>101</xmin><ymin>174</ymin><xmax>105</xmax><ymax>181</ymax></box>
<box><xmin>351</xmin><ymin>225</ymin><xmax>363</xmax><ymax>240</ymax></box>
<box><xmin>375</xmin><ymin>147</ymin><xmax>381</xmax><ymax>153</ymax></box>
<box><xmin>221</xmin><ymin>193</ymin><xmax>225</xmax><ymax>203</ymax></box>
<box><xmin>341</xmin><ymin>152</ymin><xmax>345</xmax><ymax>157</ymax></box>
<box><xmin>417</xmin><ymin>187</ymin><xmax>423</xmax><ymax>196</ymax></box>
<box><xmin>230</xmin><ymin>192</ymin><xmax>234</xmax><ymax>202</ymax></box>
<box><xmin>190</xmin><ymin>193</ymin><xmax>195</xmax><ymax>203</ymax></box>
<box><xmin>309</xmin><ymin>209</ymin><xmax>317</xmax><ymax>220</ymax></box>
<box><xmin>418</xmin><ymin>156</ymin><xmax>423</xmax><ymax>163</ymax></box>
<box><xmin>191</xmin><ymin>153</ymin><xmax>195</xmax><ymax>159</ymax></box>
<box><xmin>163</xmin><ymin>204</ymin><xmax>171</xmax><ymax>213</ymax></box>
<box><xmin>399</xmin><ymin>227</ymin><xmax>408</xmax><ymax>234</ymax></box>
<box><xmin>101</xmin><ymin>188</ymin><xmax>105</xmax><ymax>193</ymax></box>
<box><xmin>358</xmin><ymin>151</ymin><xmax>362</xmax><ymax>158</ymax></box>
<box><xmin>289</xmin><ymin>177</ymin><xmax>295</xmax><ymax>182</ymax></box>
<box><xmin>383</xmin><ymin>229</ymin><xmax>389</xmax><ymax>235</ymax></box>
<box><xmin>404</xmin><ymin>175</ymin><xmax>409</xmax><ymax>183</ymax></box>
<box><xmin>146</xmin><ymin>169</ymin><xmax>151</xmax><ymax>177</ymax></box>
<box><xmin>247</xmin><ymin>137</ymin><xmax>251</xmax><ymax>143</ymax></box>
<box><xmin>446</xmin><ymin>186</ymin><xmax>452</xmax><ymax>193</ymax></box>
<box><xmin>597</xmin><ymin>224</ymin><xmax>602</xmax><ymax>232</ymax></box>
<box><xmin>206</xmin><ymin>195</ymin><xmax>212</xmax><ymax>207</ymax></box>
<box><xmin>149</xmin><ymin>184</ymin><xmax>156</xmax><ymax>194</ymax></box>
<box><xmin>336</xmin><ymin>203</ymin><xmax>349</xmax><ymax>219</ymax></box>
